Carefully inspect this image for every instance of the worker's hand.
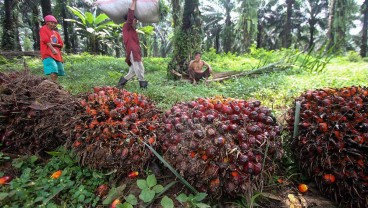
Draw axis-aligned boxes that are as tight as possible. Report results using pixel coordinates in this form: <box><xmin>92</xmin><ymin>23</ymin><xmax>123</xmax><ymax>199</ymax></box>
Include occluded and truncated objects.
<box><xmin>51</xmin><ymin>48</ymin><xmax>58</xmax><ymax>55</ymax></box>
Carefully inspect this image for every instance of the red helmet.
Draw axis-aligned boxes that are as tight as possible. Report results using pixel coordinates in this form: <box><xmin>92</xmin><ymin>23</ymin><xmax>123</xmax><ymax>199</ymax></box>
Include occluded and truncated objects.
<box><xmin>44</xmin><ymin>15</ymin><xmax>57</xmax><ymax>23</ymax></box>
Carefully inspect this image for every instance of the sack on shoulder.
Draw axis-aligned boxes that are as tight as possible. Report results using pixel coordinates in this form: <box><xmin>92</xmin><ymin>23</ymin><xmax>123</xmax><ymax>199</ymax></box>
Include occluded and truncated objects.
<box><xmin>95</xmin><ymin>0</ymin><xmax>159</xmax><ymax>24</ymax></box>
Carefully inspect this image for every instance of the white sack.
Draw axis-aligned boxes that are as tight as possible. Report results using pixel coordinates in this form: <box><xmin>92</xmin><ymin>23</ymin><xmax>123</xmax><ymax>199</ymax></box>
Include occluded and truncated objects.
<box><xmin>95</xmin><ymin>0</ymin><xmax>159</xmax><ymax>24</ymax></box>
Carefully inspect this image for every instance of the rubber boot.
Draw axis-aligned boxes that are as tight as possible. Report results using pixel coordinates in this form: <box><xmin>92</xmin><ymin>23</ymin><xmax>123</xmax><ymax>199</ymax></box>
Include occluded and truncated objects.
<box><xmin>139</xmin><ymin>81</ymin><xmax>148</xmax><ymax>89</ymax></box>
<box><xmin>117</xmin><ymin>77</ymin><xmax>128</xmax><ymax>89</ymax></box>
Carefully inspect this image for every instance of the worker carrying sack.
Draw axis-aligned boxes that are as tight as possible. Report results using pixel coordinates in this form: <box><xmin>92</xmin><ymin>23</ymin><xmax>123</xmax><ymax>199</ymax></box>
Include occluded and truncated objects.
<box><xmin>95</xmin><ymin>0</ymin><xmax>159</xmax><ymax>24</ymax></box>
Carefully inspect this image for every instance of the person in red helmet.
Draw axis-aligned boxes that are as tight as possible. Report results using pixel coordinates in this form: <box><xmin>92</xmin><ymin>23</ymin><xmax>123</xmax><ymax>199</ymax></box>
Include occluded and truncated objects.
<box><xmin>39</xmin><ymin>15</ymin><xmax>65</xmax><ymax>81</ymax></box>
<box><xmin>117</xmin><ymin>0</ymin><xmax>148</xmax><ymax>89</ymax></box>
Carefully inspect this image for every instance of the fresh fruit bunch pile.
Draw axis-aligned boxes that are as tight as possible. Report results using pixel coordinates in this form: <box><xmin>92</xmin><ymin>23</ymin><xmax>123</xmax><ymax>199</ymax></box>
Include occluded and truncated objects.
<box><xmin>158</xmin><ymin>96</ymin><xmax>282</xmax><ymax>198</ymax></box>
<box><xmin>0</xmin><ymin>71</ymin><xmax>78</xmax><ymax>156</ymax></box>
<box><xmin>66</xmin><ymin>86</ymin><xmax>161</xmax><ymax>177</ymax></box>
<box><xmin>287</xmin><ymin>86</ymin><xmax>368</xmax><ymax>207</ymax></box>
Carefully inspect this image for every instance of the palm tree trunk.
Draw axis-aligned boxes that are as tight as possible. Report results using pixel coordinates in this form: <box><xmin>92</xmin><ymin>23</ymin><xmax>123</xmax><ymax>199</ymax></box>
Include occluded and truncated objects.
<box><xmin>1</xmin><ymin>0</ymin><xmax>16</xmax><ymax>50</ymax></box>
<box><xmin>168</xmin><ymin>0</ymin><xmax>202</xmax><ymax>78</ymax></box>
<box><xmin>223</xmin><ymin>0</ymin><xmax>233</xmax><ymax>53</ymax></box>
<box><xmin>308</xmin><ymin>18</ymin><xmax>316</xmax><ymax>50</ymax></box>
<box><xmin>283</xmin><ymin>0</ymin><xmax>294</xmax><ymax>48</ymax></box>
<box><xmin>32</xmin><ymin>5</ymin><xmax>41</xmax><ymax>50</ymax></box>
<box><xmin>326</xmin><ymin>0</ymin><xmax>336</xmax><ymax>51</ymax></box>
<box><xmin>361</xmin><ymin>0</ymin><xmax>368</xmax><ymax>57</ymax></box>
<box><xmin>60</xmin><ymin>0</ymin><xmax>71</xmax><ymax>52</ymax></box>
<box><xmin>171</xmin><ymin>0</ymin><xmax>181</xmax><ymax>28</ymax></box>
<box><xmin>40</xmin><ymin>0</ymin><xmax>52</xmax><ymax>17</ymax></box>
<box><xmin>13</xmin><ymin>7</ymin><xmax>21</xmax><ymax>51</ymax></box>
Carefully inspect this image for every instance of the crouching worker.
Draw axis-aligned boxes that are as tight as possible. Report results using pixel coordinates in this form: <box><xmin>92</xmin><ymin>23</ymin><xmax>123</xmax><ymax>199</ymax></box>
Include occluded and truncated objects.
<box><xmin>188</xmin><ymin>52</ymin><xmax>213</xmax><ymax>84</ymax></box>
<box><xmin>117</xmin><ymin>0</ymin><xmax>148</xmax><ymax>89</ymax></box>
<box><xmin>40</xmin><ymin>15</ymin><xmax>65</xmax><ymax>82</ymax></box>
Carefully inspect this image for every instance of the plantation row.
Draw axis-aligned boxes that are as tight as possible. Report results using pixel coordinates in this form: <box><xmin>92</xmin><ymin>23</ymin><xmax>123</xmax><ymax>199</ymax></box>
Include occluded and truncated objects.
<box><xmin>0</xmin><ymin>70</ymin><xmax>367</xmax><ymax>207</ymax></box>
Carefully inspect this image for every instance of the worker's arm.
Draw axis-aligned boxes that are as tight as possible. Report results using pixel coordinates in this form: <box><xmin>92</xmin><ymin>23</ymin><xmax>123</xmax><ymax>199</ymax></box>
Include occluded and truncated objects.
<box><xmin>203</xmin><ymin>61</ymin><xmax>212</xmax><ymax>72</ymax></box>
<box><xmin>130</xmin><ymin>0</ymin><xmax>137</xmax><ymax>10</ymax></box>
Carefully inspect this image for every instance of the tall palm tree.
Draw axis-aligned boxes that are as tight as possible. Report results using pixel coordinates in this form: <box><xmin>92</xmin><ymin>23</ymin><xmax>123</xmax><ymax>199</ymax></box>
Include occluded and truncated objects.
<box><xmin>234</xmin><ymin>0</ymin><xmax>258</xmax><ymax>53</ymax></box>
<box><xmin>361</xmin><ymin>0</ymin><xmax>368</xmax><ymax>57</ymax></box>
<box><xmin>168</xmin><ymin>0</ymin><xmax>201</xmax><ymax>77</ymax></box>
<box><xmin>257</xmin><ymin>0</ymin><xmax>284</xmax><ymax>50</ymax></box>
<box><xmin>1</xmin><ymin>0</ymin><xmax>20</xmax><ymax>51</ymax></box>
<box><xmin>304</xmin><ymin>0</ymin><xmax>328</xmax><ymax>50</ymax></box>
<box><xmin>201</xmin><ymin>0</ymin><xmax>236</xmax><ymax>53</ymax></box>
<box><xmin>326</xmin><ymin>0</ymin><xmax>359</xmax><ymax>52</ymax></box>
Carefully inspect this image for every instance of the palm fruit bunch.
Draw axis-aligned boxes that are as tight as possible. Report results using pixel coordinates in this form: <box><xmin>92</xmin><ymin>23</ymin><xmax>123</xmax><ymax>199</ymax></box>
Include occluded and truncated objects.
<box><xmin>286</xmin><ymin>86</ymin><xmax>368</xmax><ymax>208</ymax></box>
<box><xmin>65</xmin><ymin>86</ymin><xmax>161</xmax><ymax>177</ymax></box>
<box><xmin>0</xmin><ymin>71</ymin><xmax>78</xmax><ymax>156</ymax></box>
<box><xmin>158</xmin><ymin>96</ymin><xmax>282</xmax><ymax>198</ymax></box>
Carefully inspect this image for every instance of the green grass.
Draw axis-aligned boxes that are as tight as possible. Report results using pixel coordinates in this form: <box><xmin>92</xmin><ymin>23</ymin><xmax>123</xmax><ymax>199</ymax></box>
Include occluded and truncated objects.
<box><xmin>1</xmin><ymin>52</ymin><xmax>367</xmax><ymax>116</ymax></box>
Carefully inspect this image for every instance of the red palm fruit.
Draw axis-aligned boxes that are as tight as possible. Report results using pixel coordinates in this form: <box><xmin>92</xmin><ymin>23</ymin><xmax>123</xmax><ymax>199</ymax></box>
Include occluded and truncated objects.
<box><xmin>175</xmin><ymin>123</ymin><xmax>184</xmax><ymax>132</ymax></box>
<box><xmin>165</xmin><ymin>124</ymin><xmax>173</xmax><ymax>132</ymax></box>
<box><xmin>214</xmin><ymin>101</ymin><xmax>223</xmax><ymax>111</ymax></box>
<box><xmin>228</xmin><ymin>124</ymin><xmax>238</xmax><ymax>132</ymax></box>
<box><xmin>93</xmin><ymin>86</ymin><xmax>101</xmax><ymax>93</ymax></box>
<box><xmin>214</xmin><ymin>136</ymin><xmax>225</xmax><ymax>146</ymax></box>
<box><xmin>298</xmin><ymin>184</ymin><xmax>308</xmax><ymax>193</ymax></box>
<box><xmin>248</xmin><ymin>136</ymin><xmax>256</xmax><ymax>144</ymax></box>
<box><xmin>206</xmin><ymin>128</ymin><xmax>216</xmax><ymax>137</ymax></box>
<box><xmin>238</xmin><ymin>154</ymin><xmax>249</xmax><ymax>164</ymax></box>
<box><xmin>220</xmin><ymin>124</ymin><xmax>228</xmax><ymax>133</ymax></box>
<box><xmin>253</xmin><ymin>163</ymin><xmax>262</xmax><ymax>175</ymax></box>
<box><xmin>323</xmin><ymin>174</ymin><xmax>336</xmax><ymax>184</ymax></box>
<box><xmin>198</xmin><ymin>105</ymin><xmax>206</xmax><ymax>112</ymax></box>
<box><xmin>73</xmin><ymin>140</ymin><xmax>82</xmax><ymax>147</ymax></box>
<box><xmin>231</xmin><ymin>171</ymin><xmax>240</xmax><ymax>181</ymax></box>
<box><xmin>201</xmin><ymin>154</ymin><xmax>208</xmax><ymax>161</ymax></box>
<box><xmin>252</xmin><ymin>100</ymin><xmax>261</xmax><ymax>107</ymax></box>
<box><xmin>230</xmin><ymin>114</ymin><xmax>239</xmax><ymax>123</ymax></box>
<box><xmin>110</xmin><ymin>199</ymin><xmax>121</xmax><ymax>208</ymax></box>
<box><xmin>318</xmin><ymin>123</ymin><xmax>328</xmax><ymax>132</ymax></box>
<box><xmin>188</xmin><ymin>101</ymin><xmax>198</xmax><ymax>108</ymax></box>
<box><xmin>0</xmin><ymin>176</ymin><xmax>12</xmax><ymax>185</ymax></box>
<box><xmin>193</xmin><ymin>110</ymin><xmax>203</xmax><ymax>118</ymax></box>
<box><xmin>189</xmin><ymin>141</ymin><xmax>198</xmax><ymax>150</ymax></box>
<box><xmin>249</xmin><ymin>111</ymin><xmax>258</xmax><ymax>120</ymax></box>
<box><xmin>210</xmin><ymin>178</ymin><xmax>220</xmax><ymax>191</ymax></box>
<box><xmin>206</xmin><ymin>114</ymin><xmax>215</xmax><ymax>123</ymax></box>
<box><xmin>193</xmin><ymin>129</ymin><xmax>204</xmax><ymax>138</ymax></box>
<box><xmin>95</xmin><ymin>184</ymin><xmax>110</xmax><ymax>197</ymax></box>
<box><xmin>231</xmin><ymin>105</ymin><xmax>241</xmax><ymax>114</ymax></box>
<box><xmin>128</xmin><ymin>171</ymin><xmax>139</xmax><ymax>178</ymax></box>
<box><xmin>247</xmin><ymin>151</ymin><xmax>255</xmax><ymax>162</ymax></box>
<box><xmin>244</xmin><ymin>162</ymin><xmax>254</xmax><ymax>174</ymax></box>
<box><xmin>237</xmin><ymin>131</ymin><xmax>246</xmax><ymax>141</ymax></box>
<box><xmin>190</xmin><ymin>151</ymin><xmax>196</xmax><ymax>158</ymax></box>
<box><xmin>206</xmin><ymin>147</ymin><xmax>216</xmax><ymax>158</ymax></box>
<box><xmin>240</xmin><ymin>143</ymin><xmax>249</xmax><ymax>151</ymax></box>
<box><xmin>222</xmin><ymin>105</ymin><xmax>233</xmax><ymax>115</ymax></box>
